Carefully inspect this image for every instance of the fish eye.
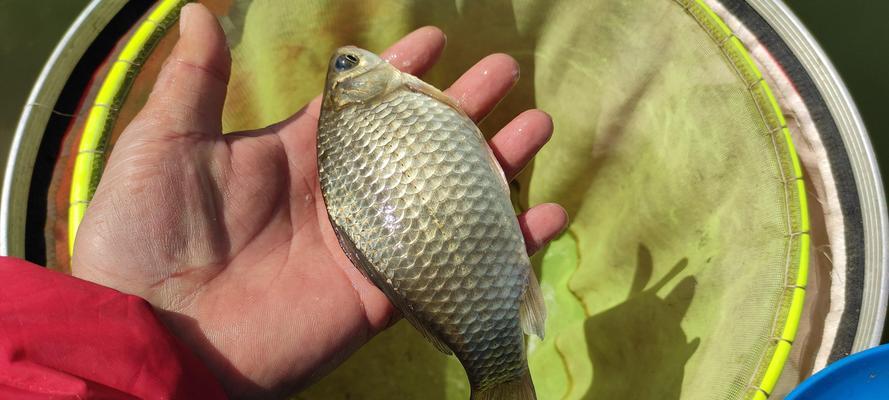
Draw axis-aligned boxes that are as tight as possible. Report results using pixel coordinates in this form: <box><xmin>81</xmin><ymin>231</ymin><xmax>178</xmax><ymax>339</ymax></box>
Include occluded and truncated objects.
<box><xmin>335</xmin><ymin>54</ymin><xmax>360</xmax><ymax>71</ymax></box>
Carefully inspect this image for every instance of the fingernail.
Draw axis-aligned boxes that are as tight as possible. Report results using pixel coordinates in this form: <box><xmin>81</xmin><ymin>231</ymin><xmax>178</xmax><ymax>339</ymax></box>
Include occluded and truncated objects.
<box><xmin>179</xmin><ymin>3</ymin><xmax>195</xmax><ymax>36</ymax></box>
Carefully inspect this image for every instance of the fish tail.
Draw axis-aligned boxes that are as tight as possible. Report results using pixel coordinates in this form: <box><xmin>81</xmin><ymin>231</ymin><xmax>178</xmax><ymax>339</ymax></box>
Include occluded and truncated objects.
<box><xmin>470</xmin><ymin>370</ymin><xmax>536</xmax><ymax>400</ymax></box>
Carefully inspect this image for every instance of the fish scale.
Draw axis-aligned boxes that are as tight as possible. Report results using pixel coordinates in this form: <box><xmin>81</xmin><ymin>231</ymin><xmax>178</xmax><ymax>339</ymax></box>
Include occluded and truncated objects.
<box><xmin>318</xmin><ymin>46</ymin><xmax>543</xmax><ymax>398</ymax></box>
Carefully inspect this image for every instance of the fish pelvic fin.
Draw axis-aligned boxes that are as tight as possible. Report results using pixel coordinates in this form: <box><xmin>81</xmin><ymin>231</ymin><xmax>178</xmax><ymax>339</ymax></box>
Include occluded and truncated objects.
<box><xmin>470</xmin><ymin>370</ymin><xmax>537</xmax><ymax>400</ymax></box>
<box><xmin>400</xmin><ymin>310</ymin><xmax>453</xmax><ymax>355</ymax></box>
<box><xmin>520</xmin><ymin>269</ymin><xmax>547</xmax><ymax>339</ymax></box>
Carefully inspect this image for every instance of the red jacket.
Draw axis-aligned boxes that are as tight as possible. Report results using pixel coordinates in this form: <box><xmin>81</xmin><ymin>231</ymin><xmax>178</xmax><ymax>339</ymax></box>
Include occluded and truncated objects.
<box><xmin>0</xmin><ymin>257</ymin><xmax>227</xmax><ymax>399</ymax></box>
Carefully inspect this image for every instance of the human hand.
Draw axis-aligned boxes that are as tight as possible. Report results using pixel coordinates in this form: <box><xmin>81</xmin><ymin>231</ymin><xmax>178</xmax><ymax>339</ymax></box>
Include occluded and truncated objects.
<box><xmin>71</xmin><ymin>3</ymin><xmax>567</xmax><ymax>399</ymax></box>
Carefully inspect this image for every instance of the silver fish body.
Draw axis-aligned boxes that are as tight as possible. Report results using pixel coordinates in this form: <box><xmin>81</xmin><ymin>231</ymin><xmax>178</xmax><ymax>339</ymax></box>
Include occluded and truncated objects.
<box><xmin>317</xmin><ymin>47</ymin><xmax>544</xmax><ymax>400</ymax></box>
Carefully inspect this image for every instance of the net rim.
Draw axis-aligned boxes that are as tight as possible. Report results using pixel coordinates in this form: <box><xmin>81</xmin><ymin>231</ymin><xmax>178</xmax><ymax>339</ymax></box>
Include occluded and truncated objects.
<box><xmin>746</xmin><ymin>0</ymin><xmax>887</xmax><ymax>357</ymax></box>
<box><xmin>67</xmin><ymin>0</ymin><xmax>186</xmax><ymax>254</ymax></box>
<box><xmin>1</xmin><ymin>0</ymin><xmax>127</xmax><ymax>257</ymax></box>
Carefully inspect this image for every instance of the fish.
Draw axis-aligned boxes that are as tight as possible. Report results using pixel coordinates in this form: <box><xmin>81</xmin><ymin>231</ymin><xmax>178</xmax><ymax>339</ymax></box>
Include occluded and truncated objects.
<box><xmin>316</xmin><ymin>46</ymin><xmax>546</xmax><ymax>400</ymax></box>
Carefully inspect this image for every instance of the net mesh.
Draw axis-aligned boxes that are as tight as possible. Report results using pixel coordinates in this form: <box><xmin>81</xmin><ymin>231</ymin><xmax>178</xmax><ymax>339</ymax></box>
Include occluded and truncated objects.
<box><xmin>52</xmin><ymin>0</ymin><xmax>807</xmax><ymax>398</ymax></box>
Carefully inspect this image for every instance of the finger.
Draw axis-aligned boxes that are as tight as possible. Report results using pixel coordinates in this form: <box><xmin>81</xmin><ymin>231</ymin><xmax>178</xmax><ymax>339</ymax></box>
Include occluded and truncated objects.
<box><xmin>135</xmin><ymin>3</ymin><xmax>231</xmax><ymax>138</ymax></box>
<box><xmin>489</xmin><ymin>109</ymin><xmax>553</xmax><ymax>180</ymax></box>
<box><xmin>444</xmin><ymin>53</ymin><xmax>519</xmax><ymax>122</ymax></box>
<box><xmin>519</xmin><ymin>203</ymin><xmax>569</xmax><ymax>255</ymax></box>
<box><xmin>381</xmin><ymin>26</ymin><xmax>447</xmax><ymax>77</ymax></box>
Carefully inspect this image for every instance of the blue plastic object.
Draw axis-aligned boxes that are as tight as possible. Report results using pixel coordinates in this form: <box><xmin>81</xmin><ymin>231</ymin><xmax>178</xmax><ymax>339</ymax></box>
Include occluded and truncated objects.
<box><xmin>786</xmin><ymin>344</ymin><xmax>889</xmax><ymax>399</ymax></box>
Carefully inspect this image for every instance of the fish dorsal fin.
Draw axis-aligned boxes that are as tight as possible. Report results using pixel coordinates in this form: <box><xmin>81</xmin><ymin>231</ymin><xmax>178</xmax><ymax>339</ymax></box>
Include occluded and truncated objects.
<box><xmin>328</xmin><ymin>219</ymin><xmax>454</xmax><ymax>355</ymax></box>
<box><xmin>520</xmin><ymin>270</ymin><xmax>547</xmax><ymax>339</ymax></box>
<box><xmin>402</xmin><ymin>73</ymin><xmax>466</xmax><ymax>116</ymax></box>
<box><xmin>484</xmin><ymin>140</ymin><xmax>510</xmax><ymax>194</ymax></box>
<box><xmin>402</xmin><ymin>73</ymin><xmax>510</xmax><ymax>194</ymax></box>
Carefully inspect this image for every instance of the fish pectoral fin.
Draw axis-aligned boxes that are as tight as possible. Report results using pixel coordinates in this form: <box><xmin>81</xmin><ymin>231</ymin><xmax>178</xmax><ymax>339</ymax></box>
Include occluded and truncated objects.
<box><xmin>329</xmin><ymin>219</ymin><xmax>375</xmax><ymax>283</ymax></box>
<box><xmin>520</xmin><ymin>270</ymin><xmax>547</xmax><ymax>339</ymax></box>
<box><xmin>328</xmin><ymin>219</ymin><xmax>454</xmax><ymax>356</ymax></box>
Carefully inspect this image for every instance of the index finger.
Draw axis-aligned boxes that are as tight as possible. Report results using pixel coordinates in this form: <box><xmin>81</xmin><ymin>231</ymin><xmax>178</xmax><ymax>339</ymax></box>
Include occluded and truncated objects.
<box><xmin>381</xmin><ymin>26</ymin><xmax>447</xmax><ymax>77</ymax></box>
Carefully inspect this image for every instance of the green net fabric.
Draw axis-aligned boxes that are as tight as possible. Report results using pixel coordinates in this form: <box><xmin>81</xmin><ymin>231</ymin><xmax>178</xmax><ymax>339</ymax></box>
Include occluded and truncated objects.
<box><xmin>59</xmin><ymin>0</ymin><xmax>807</xmax><ymax>398</ymax></box>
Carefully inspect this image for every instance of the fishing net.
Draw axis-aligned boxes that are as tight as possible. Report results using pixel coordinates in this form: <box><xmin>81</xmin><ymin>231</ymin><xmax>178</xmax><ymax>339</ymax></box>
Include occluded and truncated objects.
<box><xmin>48</xmin><ymin>0</ymin><xmax>813</xmax><ymax>398</ymax></box>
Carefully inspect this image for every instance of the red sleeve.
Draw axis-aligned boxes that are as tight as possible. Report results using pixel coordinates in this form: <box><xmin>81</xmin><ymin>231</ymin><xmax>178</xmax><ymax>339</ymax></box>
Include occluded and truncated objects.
<box><xmin>0</xmin><ymin>257</ymin><xmax>227</xmax><ymax>399</ymax></box>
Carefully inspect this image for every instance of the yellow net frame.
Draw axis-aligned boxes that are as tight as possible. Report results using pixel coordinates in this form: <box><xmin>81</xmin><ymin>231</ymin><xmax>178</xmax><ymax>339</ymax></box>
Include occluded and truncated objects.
<box><xmin>676</xmin><ymin>0</ymin><xmax>810</xmax><ymax>398</ymax></box>
<box><xmin>68</xmin><ymin>0</ymin><xmax>187</xmax><ymax>255</ymax></box>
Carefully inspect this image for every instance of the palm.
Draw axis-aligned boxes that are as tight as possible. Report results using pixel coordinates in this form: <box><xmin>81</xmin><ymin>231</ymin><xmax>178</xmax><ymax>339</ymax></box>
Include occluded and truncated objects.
<box><xmin>74</xmin><ymin>97</ymin><xmax>394</xmax><ymax>396</ymax></box>
<box><xmin>72</xmin><ymin>4</ymin><xmax>566</xmax><ymax>399</ymax></box>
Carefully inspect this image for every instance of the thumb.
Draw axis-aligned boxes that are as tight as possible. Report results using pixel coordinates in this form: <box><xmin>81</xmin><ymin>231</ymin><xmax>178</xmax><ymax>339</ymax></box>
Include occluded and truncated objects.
<box><xmin>134</xmin><ymin>3</ymin><xmax>231</xmax><ymax>138</ymax></box>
